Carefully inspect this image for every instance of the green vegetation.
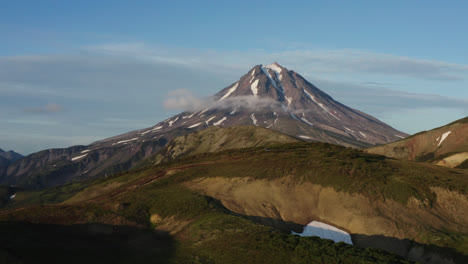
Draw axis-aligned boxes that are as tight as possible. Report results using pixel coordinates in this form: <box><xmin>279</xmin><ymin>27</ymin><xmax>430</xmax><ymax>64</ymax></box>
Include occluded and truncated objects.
<box><xmin>5</xmin><ymin>141</ymin><xmax>468</xmax><ymax>263</ymax></box>
<box><xmin>154</xmin><ymin>142</ymin><xmax>468</xmax><ymax>205</ymax></box>
<box><xmin>0</xmin><ymin>175</ymin><xmax>415</xmax><ymax>263</ymax></box>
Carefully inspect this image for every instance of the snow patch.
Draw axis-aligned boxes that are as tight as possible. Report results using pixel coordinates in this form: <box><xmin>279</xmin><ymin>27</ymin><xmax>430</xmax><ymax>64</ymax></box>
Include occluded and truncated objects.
<box><xmin>359</xmin><ymin>131</ymin><xmax>367</xmax><ymax>138</ymax></box>
<box><xmin>220</xmin><ymin>83</ymin><xmax>239</xmax><ymax>101</ymax></box>
<box><xmin>250</xmin><ymin>113</ymin><xmax>258</xmax><ymax>126</ymax></box>
<box><xmin>250</xmin><ymin>79</ymin><xmax>259</xmax><ymax>96</ymax></box>
<box><xmin>285</xmin><ymin>96</ymin><xmax>292</xmax><ymax>106</ymax></box>
<box><xmin>214</xmin><ymin>117</ymin><xmax>227</xmax><ymax>126</ymax></box>
<box><xmin>261</xmin><ymin>67</ymin><xmax>284</xmax><ymax>94</ymax></box>
<box><xmin>168</xmin><ymin>117</ymin><xmax>179</xmax><ymax>127</ymax></box>
<box><xmin>140</xmin><ymin>129</ymin><xmax>152</xmax><ymax>136</ymax></box>
<box><xmin>292</xmin><ymin>221</ymin><xmax>353</xmax><ymax>245</ymax></box>
<box><xmin>81</xmin><ymin>149</ymin><xmax>91</xmax><ymax>154</ymax></box>
<box><xmin>265</xmin><ymin>63</ymin><xmax>282</xmax><ymax>74</ymax></box>
<box><xmin>205</xmin><ymin>116</ymin><xmax>216</xmax><ymax>125</ymax></box>
<box><xmin>264</xmin><ymin>64</ymin><xmax>285</xmax><ymax>93</ymax></box>
<box><xmin>113</xmin><ymin>137</ymin><xmax>138</xmax><ymax>145</ymax></box>
<box><xmin>71</xmin><ymin>153</ymin><xmax>88</xmax><ymax>161</ymax></box>
<box><xmin>10</xmin><ymin>193</ymin><xmax>16</xmax><ymax>200</ymax></box>
<box><xmin>230</xmin><ymin>110</ymin><xmax>236</xmax><ymax>115</ymax></box>
<box><xmin>298</xmin><ymin>135</ymin><xmax>313</xmax><ymax>140</ymax></box>
<box><xmin>152</xmin><ymin>126</ymin><xmax>163</xmax><ymax>131</ymax></box>
<box><xmin>182</xmin><ymin>113</ymin><xmax>196</xmax><ymax>119</ymax></box>
<box><xmin>198</xmin><ymin>108</ymin><xmax>210</xmax><ymax>116</ymax></box>
<box><xmin>395</xmin><ymin>134</ymin><xmax>405</xmax><ymax>139</ymax></box>
<box><xmin>186</xmin><ymin>113</ymin><xmax>196</xmax><ymax>119</ymax></box>
<box><xmin>188</xmin><ymin>122</ymin><xmax>202</xmax><ymax>128</ymax></box>
<box><xmin>301</xmin><ymin>117</ymin><xmax>314</xmax><ymax>126</ymax></box>
<box><xmin>344</xmin><ymin>127</ymin><xmax>355</xmax><ymax>133</ymax></box>
<box><xmin>438</xmin><ymin>131</ymin><xmax>452</xmax><ymax>146</ymax></box>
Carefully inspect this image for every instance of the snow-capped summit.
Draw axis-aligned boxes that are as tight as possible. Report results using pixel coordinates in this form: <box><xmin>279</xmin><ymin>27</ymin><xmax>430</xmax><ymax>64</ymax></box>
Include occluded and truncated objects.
<box><xmin>156</xmin><ymin>63</ymin><xmax>407</xmax><ymax>146</ymax></box>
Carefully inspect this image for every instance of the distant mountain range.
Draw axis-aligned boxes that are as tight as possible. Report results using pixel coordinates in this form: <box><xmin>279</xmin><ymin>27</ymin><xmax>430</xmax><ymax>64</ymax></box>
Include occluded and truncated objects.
<box><xmin>366</xmin><ymin>116</ymin><xmax>468</xmax><ymax>169</ymax></box>
<box><xmin>0</xmin><ymin>63</ymin><xmax>406</xmax><ymax>189</ymax></box>
<box><xmin>0</xmin><ymin>148</ymin><xmax>22</xmax><ymax>170</ymax></box>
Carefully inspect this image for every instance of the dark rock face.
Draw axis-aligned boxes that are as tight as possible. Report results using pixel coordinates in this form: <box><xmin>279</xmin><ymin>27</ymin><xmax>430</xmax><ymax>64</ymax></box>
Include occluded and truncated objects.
<box><xmin>0</xmin><ymin>63</ymin><xmax>407</xmax><ymax>189</ymax></box>
<box><xmin>0</xmin><ymin>150</ymin><xmax>23</xmax><ymax>162</ymax></box>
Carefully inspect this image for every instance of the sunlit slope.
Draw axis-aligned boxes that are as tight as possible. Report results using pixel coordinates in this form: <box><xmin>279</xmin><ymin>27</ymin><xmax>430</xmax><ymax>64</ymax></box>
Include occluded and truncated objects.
<box><xmin>366</xmin><ymin>116</ymin><xmax>468</xmax><ymax>169</ymax></box>
<box><xmin>149</xmin><ymin>125</ymin><xmax>299</xmax><ymax>164</ymax></box>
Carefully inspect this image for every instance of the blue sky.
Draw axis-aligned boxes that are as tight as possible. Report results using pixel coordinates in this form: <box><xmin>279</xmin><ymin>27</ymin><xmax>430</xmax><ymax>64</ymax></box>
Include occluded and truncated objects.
<box><xmin>1</xmin><ymin>1</ymin><xmax>468</xmax><ymax>154</ymax></box>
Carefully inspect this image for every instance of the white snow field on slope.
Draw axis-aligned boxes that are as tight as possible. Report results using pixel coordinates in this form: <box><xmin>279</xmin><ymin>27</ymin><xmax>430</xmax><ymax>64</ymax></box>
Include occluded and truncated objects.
<box><xmin>265</xmin><ymin>63</ymin><xmax>282</xmax><ymax>74</ymax></box>
<box><xmin>71</xmin><ymin>153</ymin><xmax>88</xmax><ymax>161</ymax></box>
<box><xmin>220</xmin><ymin>82</ymin><xmax>238</xmax><ymax>101</ymax></box>
<box><xmin>250</xmin><ymin>113</ymin><xmax>258</xmax><ymax>125</ymax></box>
<box><xmin>188</xmin><ymin>122</ymin><xmax>202</xmax><ymax>128</ymax></box>
<box><xmin>214</xmin><ymin>117</ymin><xmax>227</xmax><ymax>126</ymax></box>
<box><xmin>437</xmin><ymin>131</ymin><xmax>452</xmax><ymax>146</ymax></box>
<box><xmin>292</xmin><ymin>221</ymin><xmax>353</xmax><ymax>245</ymax></box>
<box><xmin>251</xmin><ymin>79</ymin><xmax>259</xmax><ymax>96</ymax></box>
<box><xmin>113</xmin><ymin>137</ymin><xmax>139</xmax><ymax>145</ymax></box>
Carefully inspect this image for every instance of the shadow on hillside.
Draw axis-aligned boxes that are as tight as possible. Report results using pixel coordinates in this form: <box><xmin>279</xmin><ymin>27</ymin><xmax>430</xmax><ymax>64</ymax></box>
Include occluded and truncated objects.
<box><xmin>0</xmin><ymin>221</ymin><xmax>175</xmax><ymax>264</ymax></box>
<box><xmin>354</xmin><ymin>234</ymin><xmax>467</xmax><ymax>264</ymax></box>
<box><xmin>229</xmin><ymin>212</ymin><xmax>467</xmax><ymax>264</ymax></box>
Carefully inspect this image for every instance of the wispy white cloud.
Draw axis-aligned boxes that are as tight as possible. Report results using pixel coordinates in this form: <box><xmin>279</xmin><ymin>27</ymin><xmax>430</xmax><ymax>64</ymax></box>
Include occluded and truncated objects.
<box><xmin>163</xmin><ymin>89</ymin><xmax>281</xmax><ymax>112</ymax></box>
<box><xmin>164</xmin><ymin>89</ymin><xmax>207</xmax><ymax>111</ymax></box>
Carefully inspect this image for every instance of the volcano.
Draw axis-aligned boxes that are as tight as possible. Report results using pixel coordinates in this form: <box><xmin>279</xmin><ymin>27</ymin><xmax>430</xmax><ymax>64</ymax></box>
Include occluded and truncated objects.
<box><xmin>148</xmin><ymin>62</ymin><xmax>407</xmax><ymax>147</ymax></box>
<box><xmin>1</xmin><ymin>63</ymin><xmax>407</xmax><ymax>188</ymax></box>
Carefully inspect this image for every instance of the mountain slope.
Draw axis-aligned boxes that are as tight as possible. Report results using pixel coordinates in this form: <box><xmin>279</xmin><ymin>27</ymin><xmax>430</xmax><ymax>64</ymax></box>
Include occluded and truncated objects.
<box><xmin>366</xmin><ymin>116</ymin><xmax>468</xmax><ymax>168</ymax></box>
<box><xmin>0</xmin><ymin>150</ymin><xmax>23</xmax><ymax>162</ymax></box>
<box><xmin>150</xmin><ymin>126</ymin><xmax>299</xmax><ymax>164</ymax></box>
<box><xmin>0</xmin><ymin>63</ymin><xmax>406</xmax><ymax>189</ymax></box>
<box><xmin>3</xmin><ymin>141</ymin><xmax>468</xmax><ymax>263</ymax></box>
<box><xmin>0</xmin><ymin>149</ymin><xmax>23</xmax><ymax>174</ymax></box>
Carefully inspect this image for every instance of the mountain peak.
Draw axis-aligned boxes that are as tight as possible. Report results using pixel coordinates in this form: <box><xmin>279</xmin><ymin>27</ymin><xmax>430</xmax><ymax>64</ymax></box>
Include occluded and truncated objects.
<box><xmin>263</xmin><ymin>62</ymin><xmax>285</xmax><ymax>74</ymax></box>
<box><xmin>185</xmin><ymin>63</ymin><xmax>407</xmax><ymax>146</ymax></box>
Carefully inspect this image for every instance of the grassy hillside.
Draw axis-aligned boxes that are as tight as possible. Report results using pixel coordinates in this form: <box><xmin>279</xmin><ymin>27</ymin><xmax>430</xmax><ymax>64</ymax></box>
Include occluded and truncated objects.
<box><xmin>366</xmin><ymin>116</ymin><xmax>468</xmax><ymax>169</ymax></box>
<box><xmin>0</xmin><ymin>165</ymin><xmax>413</xmax><ymax>264</ymax></box>
<box><xmin>3</xmin><ymin>140</ymin><xmax>468</xmax><ymax>262</ymax></box>
<box><xmin>148</xmin><ymin>125</ymin><xmax>299</xmax><ymax>165</ymax></box>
